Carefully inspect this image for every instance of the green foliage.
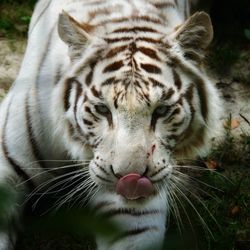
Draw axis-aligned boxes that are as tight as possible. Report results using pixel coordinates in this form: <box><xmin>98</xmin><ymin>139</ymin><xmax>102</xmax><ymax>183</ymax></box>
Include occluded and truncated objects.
<box><xmin>210</xmin><ymin>117</ymin><xmax>250</xmax><ymax>166</ymax></box>
<box><xmin>0</xmin><ymin>185</ymin><xmax>18</xmax><ymax>229</ymax></box>
<box><xmin>0</xmin><ymin>1</ymin><xmax>35</xmax><ymax>38</ymax></box>
<box><xmin>25</xmin><ymin>209</ymin><xmax>120</xmax><ymax>239</ymax></box>
<box><xmin>244</xmin><ymin>29</ymin><xmax>250</xmax><ymax>40</ymax></box>
<box><xmin>207</xmin><ymin>43</ymin><xmax>241</xmax><ymax>76</ymax></box>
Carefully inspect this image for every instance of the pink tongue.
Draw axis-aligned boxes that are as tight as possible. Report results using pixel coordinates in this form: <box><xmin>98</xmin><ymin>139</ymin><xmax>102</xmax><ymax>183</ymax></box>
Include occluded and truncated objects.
<box><xmin>116</xmin><ymin>173</ymin><xmax>155</xmax><ymax>200</ymax></box>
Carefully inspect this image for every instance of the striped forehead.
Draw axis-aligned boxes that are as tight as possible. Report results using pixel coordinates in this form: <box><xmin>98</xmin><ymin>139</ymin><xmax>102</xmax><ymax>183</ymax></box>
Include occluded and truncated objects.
<box><xmin>100</xmin><ymin>43</ymin><xmax>184</xmax><ymax>107</ymax></box>
<box><xmin>71</xmin><ymin>21</ymin><xmax>187</xmax><ymax>109</ymax></box>
<box><xmin>78</xmin><ymin>41</ymin><xmax>186</xmax><ymax>110</ymax></box>
<box><xmin>91</xmin><ymin>69</ymin><xmax>184</xmax><ymax>113</ymax></box>
<box><xmin>101</xmin><ymin>77</ymin><xmax>179</xmax><ymax>111</ymax></box>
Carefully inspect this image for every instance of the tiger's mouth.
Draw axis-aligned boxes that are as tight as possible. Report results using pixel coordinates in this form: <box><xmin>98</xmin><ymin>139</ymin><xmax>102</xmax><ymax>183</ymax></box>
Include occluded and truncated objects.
<box><xmin>115</xmin><ymin>173</ymin><xmax>155</xmax><ymax>200</ymax></box>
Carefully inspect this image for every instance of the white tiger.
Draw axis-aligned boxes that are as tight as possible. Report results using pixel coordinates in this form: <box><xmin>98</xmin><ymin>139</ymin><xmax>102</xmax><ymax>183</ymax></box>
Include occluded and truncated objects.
<box><xmin>0</xmin><ymin>0</ymin><xmax>222</xmax><ymax>249</ymax></box>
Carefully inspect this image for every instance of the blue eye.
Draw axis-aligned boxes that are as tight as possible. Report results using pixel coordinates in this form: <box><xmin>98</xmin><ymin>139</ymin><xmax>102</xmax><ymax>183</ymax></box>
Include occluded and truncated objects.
<box><xmin>154</xmin><ymin>105</ymin><xmax>169</xmax><ymax>116</ymax></box>
<box><xmin>95</xmin><ymin>104</ymin><xmax>110</xmax><ymax>116</ymax></box>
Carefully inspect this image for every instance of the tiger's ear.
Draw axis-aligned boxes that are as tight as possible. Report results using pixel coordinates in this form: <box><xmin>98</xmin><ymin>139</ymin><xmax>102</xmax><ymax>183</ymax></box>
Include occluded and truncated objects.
<box><xmin>58</xmin><ymin>11</ymin><xmax>94</xmax><ymax>59</ymax></box>
<box><xmin>173</xmin><ymin>12</ymin><xmax>213</xmax><ymax>60</ymax></box>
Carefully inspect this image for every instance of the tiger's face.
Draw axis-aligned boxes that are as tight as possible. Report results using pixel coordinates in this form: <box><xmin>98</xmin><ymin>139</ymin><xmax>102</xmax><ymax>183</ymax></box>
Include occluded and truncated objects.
<box><xmin>56</xmin><ymin>11</ymin><xmax>217</xmax><ymax>200</ymax></box>
<box><xmin>82</xmin><ymin>55</ymin><xmax>191</xmax><ymax>191</ymax></box>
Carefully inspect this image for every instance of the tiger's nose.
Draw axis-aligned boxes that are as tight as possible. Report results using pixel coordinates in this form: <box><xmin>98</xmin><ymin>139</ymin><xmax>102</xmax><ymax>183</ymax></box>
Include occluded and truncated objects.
<box><xmin>116</xmin><ymin>173</ymin><xmax>155</xmax><ymax>200</ymax></box>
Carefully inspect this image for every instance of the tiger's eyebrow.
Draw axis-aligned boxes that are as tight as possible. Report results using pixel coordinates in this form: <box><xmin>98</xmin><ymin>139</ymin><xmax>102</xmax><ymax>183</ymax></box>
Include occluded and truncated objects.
<box><xmin>90</xmin><ymin>85</ymin><xmax>104</xmax><ymax>100</ymax></box>
<box><xmin>101</xmin><ymin>77</ymin><xmax>116</xmax><ymax>86</ymax></box>
<box><xmin>160</xmin><ymin>88</ymin><xmax>175</xmax><ymax>101</ymax></box>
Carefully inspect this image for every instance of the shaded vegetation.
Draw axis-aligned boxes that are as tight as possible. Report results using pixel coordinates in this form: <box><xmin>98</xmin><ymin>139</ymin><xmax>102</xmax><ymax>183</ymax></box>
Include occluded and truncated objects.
<box><xmin>0</xmin><ymin>0</ymin><xmax>36</xmax><ymax>39</ymax></box>
<box><xmin>207</xmin><ymin>0</ymin><xmax>250</xmax><ymax>77</ymax></box>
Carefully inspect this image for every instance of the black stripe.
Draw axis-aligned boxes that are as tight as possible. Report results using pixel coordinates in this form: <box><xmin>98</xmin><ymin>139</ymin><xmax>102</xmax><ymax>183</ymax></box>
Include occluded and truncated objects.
<box><xmin>136</xmin><ymin>37</ymin><xmax>162</xmax><ymax>44</ymax></box>
<box><xmin>84</xmin><ymin>106</ymin><xmax>99</xmax><ymax>122</ymax></box>
<box><xmin>75</xmin><ymin>50</ymin><xmax>101</xmax><ymax>76</ymax></box>
<box><xmin>95</xmin><ymin>162</ymin><xmax>109</xmax><ymax>175</ymax></box>
<box><xmin>112</xmin><ymin>226</ymin><xmax>158</xmax><ymax>243</ymax></box>
<box><xmin>161</xmin><ymin>88</ymin><xmax>175</xmax><ymax>101</ymax></box>
<box><xmin>174</xmin><ymin>57</ymin><xmax>208</xmax><ymax>122</ymax></box>
<box><xmin>64</xmin><ymin>78</ymin><xmax>75</xmax><ymax>111</ymax></box>
<box><xmin>73</xmin><ymin>80</ymin><xmax>83</xmax><ymax>117</ymax></box>
<box><xmin>185</xmin><ymin>83</ymin><xmax>194</xmax><ymax>107</ymax></box>
<box><xmin>149</xmin><ymin>77</ymin><xmax>164</xmax><ymax>88</ymax></box>
<box><xmin>173</xmin><ymin>69</ymin><xmax>182</xmax><ymax>90</ymax></box>
<box><xmin>29</xmin><ymin>0</ymin><xmax>52</xmax><ymax>34</ymax></box>
<box><xmin>88</xmin><ymin>7</ymin><xmax>111</xmax><ymax>20</ymax></box>
<box><xmin>91</xmin><ymin>167</ymin><xmax>110</xmax><ymax>183</ymax></box>
<box><xmin>25</xmin><ymin>93</ymin><xmax>46</xmax><ymax>169</ymax></box>
<box><xmin>177</xmin><ymin>84</ymin><xmax>195</xmax><ymax>143</ymax></box>
<box><xmin>99</xmin><ymin>166</ymin><xmax>108</xmax><ymax>175</ymax></box>
<box><xmin>91</xmin><ymin>86</ymin><xmax>102</xmax><ymax>99</ymax></box>
<box><xmin>100</xmin><ymin>16</ymin><xmax>163</xmax><ymax>26</ymax></box>
<box><xmin>160</xmin><ymin>140</ymin><xmax>173</xmax><ymax>150</ymax></box>
<box><xmin>171</xmin><ymin>117</ymin><xmax>185</xmax><ymax>127</ymax></box>
<box><xmin>132</xmin><ymin>15</ymin><xmax>163</xmax><ymax>24</ymax></box>
<box><xmin>2</xmin><ymin>100</ymin><xmax>35</xmax><ymax>190</ymax></box>
<box><xmin>36</xmin><ymin>24</ymin><xmax>56</xmax><ymax>87</ymax></box>
<box><xmin>83</xmin><ymin>119</ymin><xmax>93</xmax><ymax>126</ymax></box>
<box><xmin>102</xmin><ymin>209</ymin><xmax>161</xmax><ymax>218</ymax></box>
<box><xmin>141</xmin><ymin>63</ymin><xmax>161</xmax><ymax>74</ymax></box>
<box><xmin>151</xmin><ymin>172</ymin><xmax>169</xmax><ymax>183</ymax></box>
<box><xmin>103</xmin><ymin>61</ymin><xmax>124</xmax><ymax>73</ymax></box>
<box><xmin>150</xmin><ymin>166</ymin><xmax>166</xmax><ymax>178</ymax></box>
<box><xmin>85</xmin><ymin>61</ymin><xmax>97</xmax><ymax>86</ymax></box>
<box><xmin>54</xmin><ymin>63</ymin><xmax>62</xmax><ymax>85</ymax></box>
<box><xmin>170</xmin><ymin>106</ymin><xmax>181</xmax><ymax>117</ymax></box>
<box><xmin>101</xmin><ymin>77</ymin><xmax>116</xmax><ymax>86</ymax></box>
<box><xmin>184</xmin><ymin>0</ymin><xmax>188</xmax><ymax>20</ymax></box>
<box><xmin>138</xmin><ymin>47</ymin><xmax>161</xmax><ymax>61</ymax></box>
<box><xmin>196</xmin><ymin>79</ymin><xmax>208</xmax><ymax>122</ymax></box>
<box><xmin>154</xmin><ymin>2</ymin><xmax>176</xmax><ymax>8</ymax></box>
<box><xmin>94</xmin><ymin>201</ymin><xmax>114</xmax><ymax>211</ymax></box>
<box><xmin>84</xmin><ymin>0</ymin><xmax>104</xmax><ymax>6</ymax></box>
<box><xmin>106</xmin><ymin>45</ymin><xmax>127</xmax><ymax>58</ymax></box>
<box><xmin>96</xmin><ymin>174</ymin><xmax>112</xmax><ymax>183</ymax></box>
<box><xmin>112</xmin><ymin>27</ymin><xmax>159</xmax><ymax>34</ymax></box>
<box><xmin>104</xmin><ymin>37</ymin><xmax>133</xmax><ymax>43</ymax></box>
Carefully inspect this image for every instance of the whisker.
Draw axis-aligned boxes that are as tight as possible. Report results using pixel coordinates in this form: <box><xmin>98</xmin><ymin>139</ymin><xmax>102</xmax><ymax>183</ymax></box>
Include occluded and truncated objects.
<box><xmin>31</xmin><ymin>172</ymin><xmax>86</xmax><ymax>210</ymax></box>
<box><xmin>164</xmin><ymin>184</ymin><xmax>184</xmax><ymax>235</ymax></box>
<box><xmin>170</xmin><ymin>181</ymin><xmax>214</xmax><ymax>239</ymax></box>
<box><xmin>171</xmin><ymin>172</ymin><xmax>222</xmax><ymax>202</ymax></box>
<box><xmin>171</xmin><ymin>176</ymin><xmax>220</xmax><ymax>234</ymax></box>
<box><xmin>17</xmin><ymin>162</ymin><xmax>88</xmax><ymax>187</ymax></box>
<box><xmin>52</xmin><ymin>177</ymin><xmax>95</xmax><ymax>211</ymax></box>
<box><xmin>23</xmin><ymin>169</ymin><xmax>86</xmax><ymax>205</ymax></box>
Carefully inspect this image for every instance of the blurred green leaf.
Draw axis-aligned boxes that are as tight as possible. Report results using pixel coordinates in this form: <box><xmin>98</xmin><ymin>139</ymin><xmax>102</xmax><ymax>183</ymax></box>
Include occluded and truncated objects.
<box><xmin>244</xmin><ymin>29</ymin><xmax>250</xmax><ymax>40</ymax></box>
<box><xmin>0</xmin><ymin>185</ymin><xmax>18</xmax><ymax>229</ymax></box>
<box><xmin>25</xmin><ymin>208</ymin><xmax>121</xmax><ymax>240</ymax></box>
<box><xmin>20</xmin><ymin>15</ymin><xmax>31</xmax><ymax>23</ymax></box>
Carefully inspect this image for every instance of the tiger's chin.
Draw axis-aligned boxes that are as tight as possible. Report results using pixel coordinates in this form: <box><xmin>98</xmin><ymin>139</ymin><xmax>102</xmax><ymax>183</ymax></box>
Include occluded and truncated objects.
<box><xmin>92</xmin><ymin>184</ymin><xmax>168</xmax><ymax>250</ymax></box>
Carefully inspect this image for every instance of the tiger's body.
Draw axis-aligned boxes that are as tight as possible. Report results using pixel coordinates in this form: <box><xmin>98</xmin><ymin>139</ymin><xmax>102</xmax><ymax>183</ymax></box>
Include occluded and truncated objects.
<box><xmin>0</xmin><ymin>0</ymin><xmax>222</xmax><ymax>249</ymax></box>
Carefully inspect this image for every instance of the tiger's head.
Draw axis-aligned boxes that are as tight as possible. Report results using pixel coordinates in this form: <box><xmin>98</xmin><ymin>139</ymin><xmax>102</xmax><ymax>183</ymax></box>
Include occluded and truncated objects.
<box><xmin>53</xmin><ymin>11</ymin><xmax>221</xmax><ymax>201</ymax></box>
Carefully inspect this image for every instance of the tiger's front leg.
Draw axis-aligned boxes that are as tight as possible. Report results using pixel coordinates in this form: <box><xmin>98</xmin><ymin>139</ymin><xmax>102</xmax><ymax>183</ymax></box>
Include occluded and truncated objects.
<box><xmin>92</xmin><ymin>191</ymin><xmax>168</xmax><ymax>250</ymax></box>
